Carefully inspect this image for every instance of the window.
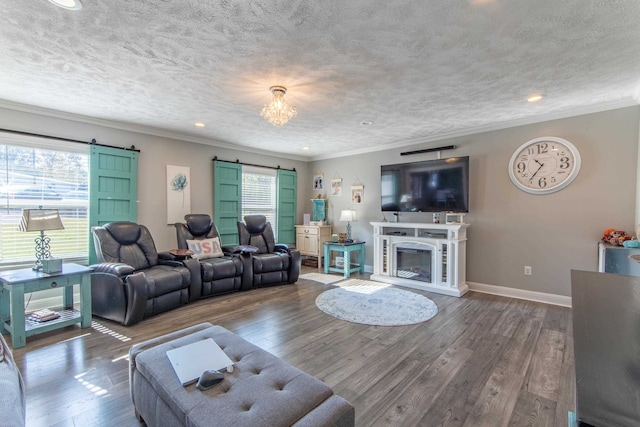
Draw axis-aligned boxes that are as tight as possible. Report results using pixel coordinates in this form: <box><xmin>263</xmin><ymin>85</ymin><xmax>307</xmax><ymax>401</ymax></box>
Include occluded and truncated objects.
<box><xmin>241</xmin><ymin>166</ymin><xmax>277</xmax><ymax>233</ymax></box>
<box><xmin>0</xmin><ymin>136</ymin><xmax>89</xmax><ymax>268</ymax></box>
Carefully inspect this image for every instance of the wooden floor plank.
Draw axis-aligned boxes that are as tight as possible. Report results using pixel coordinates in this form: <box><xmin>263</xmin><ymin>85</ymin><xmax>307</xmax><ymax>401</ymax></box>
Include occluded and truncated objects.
<box><xmin>525</xmin><ymin>328</ymin><xmax>566</xmax><ymax>401</ymax></box>
<box><xmin>10</xmin><ymin>268</ymin><xmax>575</xmax><ymax>427</ymax></box>
<box><xmin>462</xmin><ymin>367</ymin><xmax>524</xmax><ymax>427</ymax></box>
<box><xmin>508</xmin><ymin>390</ymin><xmax>557</xmax><ymax>427</ymax></box>
<box><xmin>541</xmin><ymin>304</ymin><xmax>572</xmax><ymax>335</ymax></box>
<box><xmin>369</xmin><ymin>346</ymin><xmax>474</xmax><ymax>426</ymax></box>
<box><xmin>553</xmin><ymin>333</ymin><xmax>576</xmax><ymax>426</ymax></box>
<box><xmin>489</xmin><ymin>302</ymin><xmax>526</xmax><ymax>338</ymax></box>
<box><xmin>494</xmin><ymin>317</ymin><xmax>544</xmax><ymax>377</ymax></box>
<box><xmin>422</xmin><ymin>331</ymin><xmax>511</xmax><ymax>426</ymax></box>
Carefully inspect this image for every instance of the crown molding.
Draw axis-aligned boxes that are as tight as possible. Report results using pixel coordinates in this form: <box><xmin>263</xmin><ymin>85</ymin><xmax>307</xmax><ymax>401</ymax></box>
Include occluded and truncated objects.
<box><xmin>1</xmin><ymin>97</ymin><xmax>637</xmax><ymax>164</ymax></box>
<box><xmin>0</xmin><ymin>100</ymin><xmax>310</xmax><ymax>162</ymax></box>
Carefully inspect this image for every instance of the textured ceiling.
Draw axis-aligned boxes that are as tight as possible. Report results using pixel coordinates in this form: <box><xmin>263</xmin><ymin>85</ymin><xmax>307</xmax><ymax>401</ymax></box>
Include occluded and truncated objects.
<box><xmin>1</xmin><ymin>0</ymin><xmax>639</xmax><ymax>160</ymax></box>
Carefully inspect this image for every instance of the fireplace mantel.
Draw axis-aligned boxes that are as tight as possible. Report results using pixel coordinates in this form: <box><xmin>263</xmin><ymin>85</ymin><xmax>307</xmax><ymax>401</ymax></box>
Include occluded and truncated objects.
<box><xmin>370</xmin><ymin>221</ymin><xmax>469</xmax><ymax>297</ymax></box>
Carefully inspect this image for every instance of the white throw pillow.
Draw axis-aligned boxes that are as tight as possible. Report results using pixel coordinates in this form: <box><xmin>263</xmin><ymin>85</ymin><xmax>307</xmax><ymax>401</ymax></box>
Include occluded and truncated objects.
<box><xmin>186</xmin><ymin>237</ymin><xmax>224</xmax><ymax>259</ymax></box>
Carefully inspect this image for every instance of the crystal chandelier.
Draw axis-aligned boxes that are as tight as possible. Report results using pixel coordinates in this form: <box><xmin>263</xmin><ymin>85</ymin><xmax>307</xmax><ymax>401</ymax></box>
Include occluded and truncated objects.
<box><xmin>261</xmin><ymin>86</ymin><xmax>297</xmax><ymax>126</ymax></box>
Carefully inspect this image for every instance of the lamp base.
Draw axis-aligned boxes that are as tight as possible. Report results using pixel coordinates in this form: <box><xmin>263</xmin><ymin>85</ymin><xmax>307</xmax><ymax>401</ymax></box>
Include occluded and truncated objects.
<box><xmin>34</xmin><ymin>233</ymin><xmax>52</xmax><ymax>272</ymax></box>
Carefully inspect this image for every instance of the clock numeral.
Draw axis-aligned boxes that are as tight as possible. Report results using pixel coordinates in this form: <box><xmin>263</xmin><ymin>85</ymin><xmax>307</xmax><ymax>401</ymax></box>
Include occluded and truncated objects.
<box><xmin>517</xmin><ymin>162</ymin><xmax>526</xmax><ymax>174</ymax></box>
<box><xmin>528</xmin><ymin>143</ymin><xmax>548</xmax><ymax>155</ymax></box>
<box><xmin>538</xmin><ymin>177</ymin><xmax>547</xmax><ymax>188</ymax></box>
<box><xmin>559</xmin><ymin>157</ymin><xmax>571</xmax><ymax>169</ymax></box>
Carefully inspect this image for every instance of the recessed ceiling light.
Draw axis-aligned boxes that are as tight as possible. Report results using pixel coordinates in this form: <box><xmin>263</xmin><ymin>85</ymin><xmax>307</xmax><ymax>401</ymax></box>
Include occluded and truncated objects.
<box><xmin>527</xmin><ymin>94</ymin><xmax>544</xmax><ymax>103</ymax></box>
<box><xmin>360</xmin><ymin>121</ymin><xmax>373</xmax><ymax>126</ymax></box>
<box><xmin>194</xmin><ymin>122</ymin><xmax>205</xmax><ymax>128</ymax></box>
<box><xmin>47</xmin><ymin>0</ymin><xmax>83</xmax><ymax>10</ymax></box>
<box><xmin>302</xmin><ymin>146</ymin><xmax>310</xmax><ymax>151</ymax></box>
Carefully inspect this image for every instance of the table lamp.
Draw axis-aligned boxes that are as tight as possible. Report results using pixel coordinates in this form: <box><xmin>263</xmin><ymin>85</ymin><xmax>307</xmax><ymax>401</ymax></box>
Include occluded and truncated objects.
<box><xmin>18</xmin><ymin>208</ymin><xmax>64</xmax><ymax>272</ymax></box>
<box><xmin>339</xmin><ymin>209</ymin><xmax>357</xmax><ymax>242</ymax></box>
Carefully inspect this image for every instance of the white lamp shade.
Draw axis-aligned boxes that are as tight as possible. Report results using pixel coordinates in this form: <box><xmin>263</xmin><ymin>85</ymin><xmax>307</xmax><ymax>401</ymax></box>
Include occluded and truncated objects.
<box><xmin>339</xmin><ymin>209</ymin><xmax>356</xmax><ymax>222</ymax></box>
<box><xmin>18</xmin><ymin>209</ymin><xmax>64</xmax><ymax>232</ymax></box>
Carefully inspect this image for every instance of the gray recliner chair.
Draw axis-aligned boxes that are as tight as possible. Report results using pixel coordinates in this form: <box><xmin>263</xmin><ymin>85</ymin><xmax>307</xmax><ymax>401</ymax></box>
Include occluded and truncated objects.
<box><xmin>90</xmin><ymin>222</ymin><xmax>200</xmax><ymax>326</ymax></box>
<box><xmin>237</xmin><ymin>215</ymin><xmax>301</xmax><ymax>287</ymax></box>
<box><xmin>175</xmin><ymin>214</ymin><xmax>249</xmax><ymax>299</ymax></box>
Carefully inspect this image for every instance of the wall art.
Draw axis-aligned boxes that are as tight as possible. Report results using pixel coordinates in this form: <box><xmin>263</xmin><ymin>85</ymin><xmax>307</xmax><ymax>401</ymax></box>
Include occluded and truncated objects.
<box><xmin>167</xmin><ymin>165</ymin><xmax>191</xmax><ymax>224</ymax></box>
<box><xmin>331</xmin><ymin>178</ymin><xmax>342</xmax><ymax>196</ymax></box>
<box><xmin>351</xmin><ymin>185</ymin><xmax>364</xmax><ymax>204</ymax></box>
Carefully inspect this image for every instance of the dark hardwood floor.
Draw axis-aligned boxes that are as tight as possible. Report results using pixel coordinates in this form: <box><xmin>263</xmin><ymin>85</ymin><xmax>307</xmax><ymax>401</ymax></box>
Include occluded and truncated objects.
<box><xmin>12</xmin><ymin>267</ymin><xmax>574</xmax><ymax>426</ymax></box>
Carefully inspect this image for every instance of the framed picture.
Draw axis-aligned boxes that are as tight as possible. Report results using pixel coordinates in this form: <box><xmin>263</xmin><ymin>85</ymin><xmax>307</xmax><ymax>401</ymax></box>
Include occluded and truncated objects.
<box><xmin>313</xmin><ymin>174</ymin><xmax>324</xmax><ymax>190</ymax></box>
<box><xmin>351</xmin><ymin>185</ymin><xmax>364</xmax><ymax>204</ymax></box>
<box><xmin>167</xmin><ymin>165</ymin><xmax>191</xmax><ymax>224</ymax></box>
<box><xmin>331</xmin><ymin>178</ymin><xmax>342</xmax><ymax>196</ymax></box>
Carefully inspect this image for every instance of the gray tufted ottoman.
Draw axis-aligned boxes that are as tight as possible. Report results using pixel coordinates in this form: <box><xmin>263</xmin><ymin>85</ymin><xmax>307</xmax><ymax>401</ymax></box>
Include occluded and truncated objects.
<box><xmin>129</xmin><ymin>322</ymin><xmax>355</xmax><ymax>427</ymax></box>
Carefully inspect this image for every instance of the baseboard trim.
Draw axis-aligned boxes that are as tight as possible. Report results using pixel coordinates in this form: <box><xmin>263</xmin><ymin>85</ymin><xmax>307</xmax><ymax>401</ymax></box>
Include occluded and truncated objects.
<box><xmin>467</xmin><ymin>281</ymin><xmax>572</xmax><ymax>307</ymax></box>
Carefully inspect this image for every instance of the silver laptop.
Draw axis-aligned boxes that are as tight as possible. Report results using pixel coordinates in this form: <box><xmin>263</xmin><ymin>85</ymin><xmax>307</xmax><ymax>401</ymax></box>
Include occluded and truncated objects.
<box><xmin>166</xmin><ymin>338</ymin><xmax>234</xmax><ymax>386</ymax></box>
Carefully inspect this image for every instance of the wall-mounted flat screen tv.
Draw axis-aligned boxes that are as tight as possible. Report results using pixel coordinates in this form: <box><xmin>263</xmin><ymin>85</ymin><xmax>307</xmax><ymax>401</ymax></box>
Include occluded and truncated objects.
<box><xmin>381</xmin><ymin>156</ymin><xmax>469</xmax><ymax>213</ymax></box>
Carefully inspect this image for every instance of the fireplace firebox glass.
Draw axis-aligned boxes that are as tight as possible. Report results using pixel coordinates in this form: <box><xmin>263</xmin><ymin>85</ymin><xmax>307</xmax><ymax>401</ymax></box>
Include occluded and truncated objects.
<box><xmin>396</xmin><ymin>245</ymin><xmax>432</xmax><ymax>283</ymax></box>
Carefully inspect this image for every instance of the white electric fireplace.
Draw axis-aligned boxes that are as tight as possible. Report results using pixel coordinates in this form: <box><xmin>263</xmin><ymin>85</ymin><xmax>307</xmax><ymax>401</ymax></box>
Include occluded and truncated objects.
<box><xmin>370</xmin><ymin>221</ymin><xmax>469</xmax><ymax>297</ymax></box>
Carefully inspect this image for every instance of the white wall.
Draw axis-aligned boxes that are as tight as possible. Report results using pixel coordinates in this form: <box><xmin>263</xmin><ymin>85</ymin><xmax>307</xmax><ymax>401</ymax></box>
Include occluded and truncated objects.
<box><xmin>308</xmin><ymin>106</ymin><xmax>640</xmax><ymax>297</ymax></box>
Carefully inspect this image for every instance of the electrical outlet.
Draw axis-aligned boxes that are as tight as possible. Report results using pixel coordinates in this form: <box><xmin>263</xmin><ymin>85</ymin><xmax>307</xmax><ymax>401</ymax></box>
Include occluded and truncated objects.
<box><xmin>524</xmin><ymin>266</ymin><xmax>532</xmax><ymax>276</ymax></box>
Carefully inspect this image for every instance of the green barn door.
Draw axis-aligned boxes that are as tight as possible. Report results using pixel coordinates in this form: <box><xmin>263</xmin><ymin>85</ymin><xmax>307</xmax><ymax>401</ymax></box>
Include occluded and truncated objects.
<box><xmin>213</xmin><ymin>161</ymin><xmax>242</xmax><ymax>245</ymax></box>
<box><xmin>276</xmin><ymin>169</ymin><xmax>297</xmax><ymax>244</ymax></box>
<box><xmin>89</xmin><ymin>146</ymin><xmax>139</xmax><ymax>264</ymax></box>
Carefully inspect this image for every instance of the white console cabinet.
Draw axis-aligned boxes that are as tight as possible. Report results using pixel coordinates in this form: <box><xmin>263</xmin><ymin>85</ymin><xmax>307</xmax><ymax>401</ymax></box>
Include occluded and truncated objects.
<box><xmin>370</xmin><ymin>222</ymin><xmax>469</xmax><ymax>297</ymax></box>
<box><xmin>295</xmin><ymin>225</ymin><xmax>332</xmax><ymax>268</ymax></box>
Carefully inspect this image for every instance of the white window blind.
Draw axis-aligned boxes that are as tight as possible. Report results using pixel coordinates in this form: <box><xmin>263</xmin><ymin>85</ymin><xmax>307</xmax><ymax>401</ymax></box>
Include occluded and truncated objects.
<box><xmin>0</xmin><ymin>137</ymin><xmax>89</xmax><ymax>268</ymax></box>
<box><xmin>242</xmin><ymin>166</ymin><xmax>277</xmax><ymax>235</ymax></box>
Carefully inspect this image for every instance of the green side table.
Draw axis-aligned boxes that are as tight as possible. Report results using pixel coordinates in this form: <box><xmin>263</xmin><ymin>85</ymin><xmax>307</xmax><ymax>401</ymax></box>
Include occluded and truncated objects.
<box><xmin>0</xmin><ymin>263</ymin><xmax>93</xmax><ymax>348</ymax></box>
<box><xmin>323</xmin><ymin>241</ymin><xmax>365</xmax><ymax>278</ymax></box>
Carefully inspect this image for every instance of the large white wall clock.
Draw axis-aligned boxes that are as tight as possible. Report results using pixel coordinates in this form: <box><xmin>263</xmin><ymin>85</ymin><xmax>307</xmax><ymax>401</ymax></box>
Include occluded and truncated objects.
<box><xmin>508</xmin><ymin>136</ymin><xmax>581</xmax><ymax>195</ymax></box>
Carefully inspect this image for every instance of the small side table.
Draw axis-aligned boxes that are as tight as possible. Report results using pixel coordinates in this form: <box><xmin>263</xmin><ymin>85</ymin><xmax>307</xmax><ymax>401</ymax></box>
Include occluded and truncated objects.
<box><xmin>0</xmin><ymin>263</ymin><xmax>93</xmax><ymax>348</ymax></box>
<box><xmin>234</xmin><ymin>245</ymin><xmax>259</xmax><ymax>254</ymax></box>
<box><xmin>169</xmin><ymin>249</ymin><xmax>194</xmax><ymax>260</ymax></box>
<box><xmin>323</xmin><ymin>241</ymin><xmax>366</xmax><ymax>278</ymax></box>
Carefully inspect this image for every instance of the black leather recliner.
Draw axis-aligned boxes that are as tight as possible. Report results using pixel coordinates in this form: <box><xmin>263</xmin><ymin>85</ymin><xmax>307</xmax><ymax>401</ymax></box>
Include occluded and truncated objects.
<box><xmin>90</xmin><ymin>222</ymin><xmax>200</xmax><ymax>326</ymax></box>
<box><xmin>175</xmin><ymin>214</ymin><xmax>249</xmax><ymax>299</ymax></box>
<box><xmin>237</xmin><ymin>215</ymin><xmax>301</xmax><ymax>287</ymax></box>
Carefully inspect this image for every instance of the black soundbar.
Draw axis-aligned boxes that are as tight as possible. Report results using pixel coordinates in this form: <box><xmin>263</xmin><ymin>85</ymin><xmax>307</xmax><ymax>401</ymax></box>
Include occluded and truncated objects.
<box><xmin>400</xmin><ymin>145</ymin><xmax>456</xmax><ymax>156</ymax></box>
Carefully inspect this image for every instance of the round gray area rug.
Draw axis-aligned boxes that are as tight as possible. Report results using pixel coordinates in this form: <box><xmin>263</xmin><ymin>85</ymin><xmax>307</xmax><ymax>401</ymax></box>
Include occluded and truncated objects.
<box><xmin>315</xmin><ymin>282</ymin><xmax>438</xmax><ymax>326</ymax></box>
